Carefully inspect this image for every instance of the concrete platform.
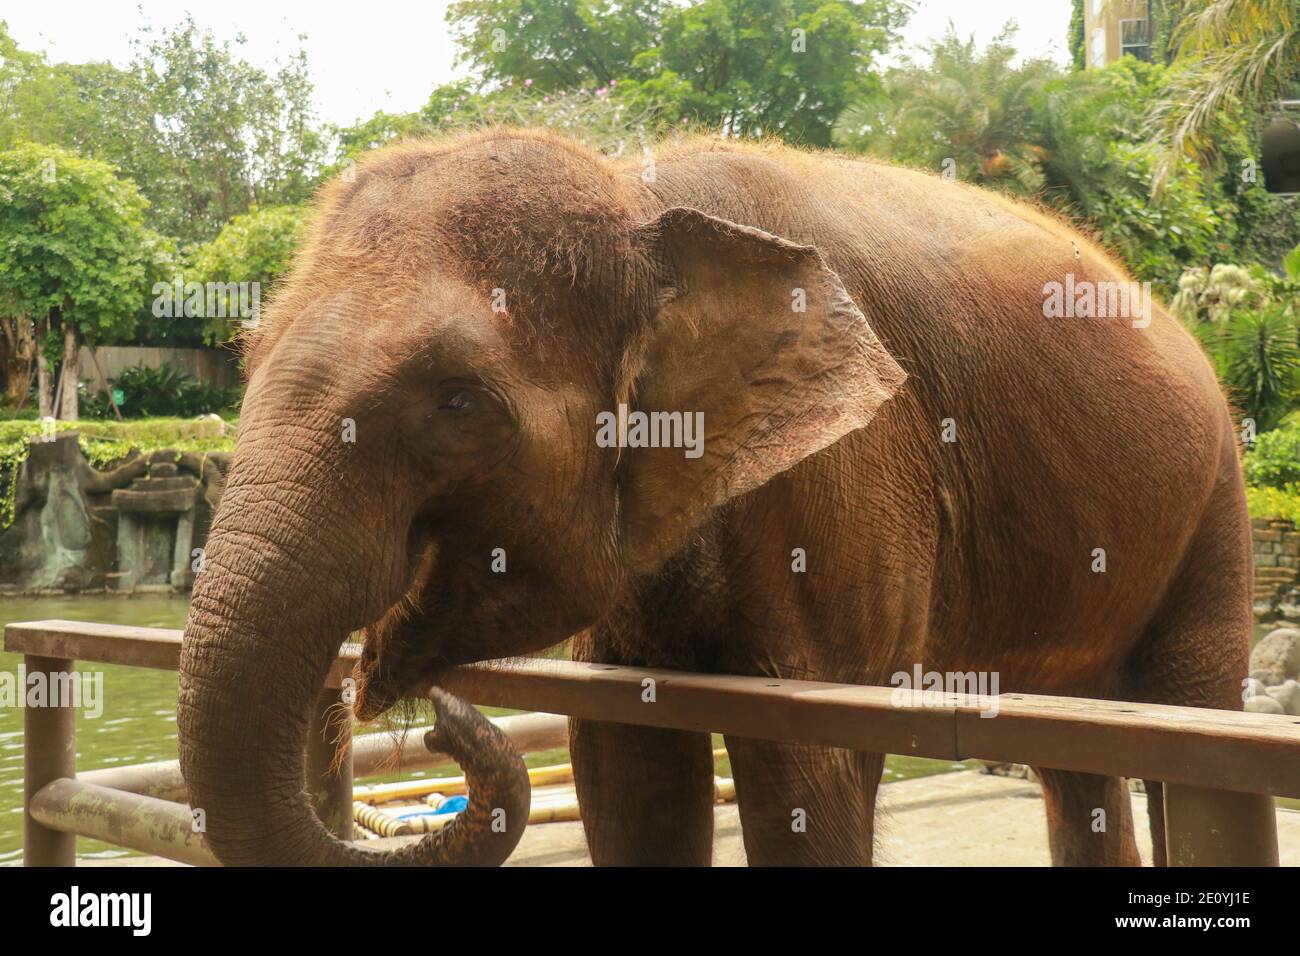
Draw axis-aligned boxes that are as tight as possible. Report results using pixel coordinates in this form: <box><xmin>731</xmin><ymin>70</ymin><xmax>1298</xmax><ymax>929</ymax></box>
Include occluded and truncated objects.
<box><xmin>493</xmin><ymin>772</ymin><xmax>1300</xmax><ymax>866</ymax></box>
<box><xmin>79</xmin><ymin>770</ymin><xmax>1300</xmax><ymax>866</ymax></box>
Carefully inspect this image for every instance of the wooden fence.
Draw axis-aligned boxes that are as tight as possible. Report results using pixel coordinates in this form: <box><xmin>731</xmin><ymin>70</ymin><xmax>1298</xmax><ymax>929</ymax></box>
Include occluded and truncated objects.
<box><xmin>7</xmin><ymin>619</ymin><xmax>1299</xmax><ymax>866</ymax></box>
<box><xmin>78</xmin><ymin>347</ymin><xmax>242</xmax><ymax>393</ymax></box>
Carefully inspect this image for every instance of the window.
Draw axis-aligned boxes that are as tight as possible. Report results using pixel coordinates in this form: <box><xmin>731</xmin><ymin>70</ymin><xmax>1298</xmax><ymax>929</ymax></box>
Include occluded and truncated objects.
<box><xmin>1119</xmin><ymin>18</ymin><xmax>1152</xmax><ymax>62</ymax></box>
<box><xmin>1091</xmin><ymin>28</ymin><xmax>1106</xmax><ymax>66</ymax></box>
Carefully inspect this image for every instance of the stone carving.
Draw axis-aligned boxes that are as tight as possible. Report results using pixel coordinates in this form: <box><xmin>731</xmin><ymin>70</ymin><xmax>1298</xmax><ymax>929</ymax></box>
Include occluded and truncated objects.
<box><xmin>0</xmin><ymin>432</ymin><xmax>230</xmax><ymax>593</ymax></box>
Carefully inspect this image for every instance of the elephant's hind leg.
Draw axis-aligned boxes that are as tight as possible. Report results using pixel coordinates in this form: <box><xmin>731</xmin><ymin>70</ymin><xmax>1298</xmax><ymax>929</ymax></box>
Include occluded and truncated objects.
<box><xmin>724</xmin><ymin>738</ymin><xmax>882</xmax><ymax>866</ymax></box>
<box><xmin>1035</xmin><ymin>768</ymin><xmax>1141</xmax><ymax>866</ymax></box>
<box><xmin>1121</xmin><ymin>460</ymin><xmax>1256</xmax><ymax>866</ymax></box>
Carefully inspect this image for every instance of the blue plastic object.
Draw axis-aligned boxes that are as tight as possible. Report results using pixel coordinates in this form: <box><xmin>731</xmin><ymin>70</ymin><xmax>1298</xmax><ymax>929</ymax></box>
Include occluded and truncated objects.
<box><xmin>434</xmin><ymin>795</ymin><xmax>469</xmax><ymax>815</ymax></box>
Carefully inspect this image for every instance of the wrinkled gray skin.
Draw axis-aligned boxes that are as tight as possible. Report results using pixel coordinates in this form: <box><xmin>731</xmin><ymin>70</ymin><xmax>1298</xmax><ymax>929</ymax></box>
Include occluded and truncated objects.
<box><xmin>178</xmin><ymin>131</ymin><xmax>1252</xmax><ymax>866</ymax></box>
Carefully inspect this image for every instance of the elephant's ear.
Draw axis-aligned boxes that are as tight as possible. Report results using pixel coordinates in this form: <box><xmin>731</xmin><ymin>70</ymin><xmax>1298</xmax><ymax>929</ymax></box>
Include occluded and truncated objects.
<box><xmin>617</xmin><ymin>206</ymin><xmax>907</xmax><ymax>573</ymax></box>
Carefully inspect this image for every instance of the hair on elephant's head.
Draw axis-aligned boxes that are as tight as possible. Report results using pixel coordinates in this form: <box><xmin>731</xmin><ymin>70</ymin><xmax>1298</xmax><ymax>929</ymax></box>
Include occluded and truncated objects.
<box><xmin>177</xmin><ymin>130</ymin><xmax>906</xmax><ymax>866</ymax></box>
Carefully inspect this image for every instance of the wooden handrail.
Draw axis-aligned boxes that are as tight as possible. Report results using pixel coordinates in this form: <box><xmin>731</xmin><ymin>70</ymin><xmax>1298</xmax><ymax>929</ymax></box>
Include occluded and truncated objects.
<box><xmin>7</xmin><ymin>619</ymin><xmax>1300</xmax><ymax>799</ymax></box>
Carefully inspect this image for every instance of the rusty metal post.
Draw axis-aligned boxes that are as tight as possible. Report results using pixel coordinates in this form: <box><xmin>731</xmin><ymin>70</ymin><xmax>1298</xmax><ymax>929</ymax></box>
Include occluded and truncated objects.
<box><xmin>1164</xmin><ymin>784</ymin><xmax>1279</xmax><ymax>866</ymax></box>
<box><xmin>306</xmin><ymin>687</ymin><xmax>352</xmax><ymax>840</ymax></box>
<box><xmin>23</xmin><ymin>655</ymin><xmax>77</xmax><ymax>866</ymax></box>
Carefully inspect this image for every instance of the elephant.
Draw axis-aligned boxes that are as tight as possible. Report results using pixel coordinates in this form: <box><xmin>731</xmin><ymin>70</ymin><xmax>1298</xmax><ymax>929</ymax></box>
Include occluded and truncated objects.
<box><xmin>177</xmin><ymin>128</ymin><xmax>1256</xmax><ymax>867</ymax></box>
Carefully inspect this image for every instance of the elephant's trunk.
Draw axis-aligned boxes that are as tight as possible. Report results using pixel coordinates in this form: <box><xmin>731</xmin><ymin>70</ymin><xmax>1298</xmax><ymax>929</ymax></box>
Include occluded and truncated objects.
<box><xmin>176</xmin><ymin>420</ymin><xmax>530</xmax><ymax>866</ymax></box>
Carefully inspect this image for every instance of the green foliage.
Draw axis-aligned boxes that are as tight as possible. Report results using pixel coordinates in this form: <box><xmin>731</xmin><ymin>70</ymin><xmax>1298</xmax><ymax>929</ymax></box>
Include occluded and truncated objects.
<box><xmin>445</xmin><ymin>0</ymin><xmax>908</xmax><ymax>147</ymax></box>
<box><xmin>1217</xmin><ymin>308</ymin><xmax>1300</xmax><ymax>432</ymax></box>
<box><xmin>186</xmin><ymin>205</ymin><xmax>310</xmax><ymax>343</ymax></box>
<box><xmin>330</xmin><ymin>111</ymin><xmax>436</xmax><ymax>166</ymax></box>
<box><xmin>416</xmin><ymin>80</ymin><xmax>669</xmax><ymax>154</ymax></box>
<box><xmin>0</xmin><ymin>18</ymin><xmax>326</xmax><ymax>248</ymax></box>
<box><xmin>1035</xmin><ymin>59</ymin><xmax>1234</xmax><ymax>292</ymax></box>
<box><xmin>836</xmin><ymin>24</ymin><xmax>1058</xmax><ymax>194</ymax></box>
<box><xmin>129</xmin><ymin>18</ymin><xmax>326</xmax><ymax>244</ymax></box>
<box><xmin>0</xmin><ymin>142</ymin><xmax>151</xmax><ymax>343</ymax></box>
<box><xmin>0</xmin><ymin>416</ymin><xmax>235</xmax><ymax>529</ymax></box>
<box><xmin>1218</xmin><ymin>109</ymin><xmax>1300</xmax><ymax>273</ymax></box>
<box><xmin>0</xmin><ymin>420</ymin><xmax>44</xmax><ymax>529</ymax></box>
<box><xmin>1246</xmin><ymin>484</ymin><xmax>1300</xmax><ymax>524</ymax></box>
<box><xmin>1178</xmin><ymin>255</ymin><xmax>1300</xmax><ymax>431</ymax></box>
<box><xmin>1068</xmin><ymin>0</ymin><xmax>1085</xmax><ymax>71</ymax></box>
<box><xmin>447</xmin><ymin>0</ymin><xmax>661</xmax><ymax>91</ymax></box>
<box><xmin>128</xmin><ymin>230</ymin><xmax>191</xmax><ymax>347</ymax></box>
<box><xmin>1245</xmin><ymin>414</ymin><xmax>1300</xmax><ymax>490</ymax></box>
<box><xmin>836</xmin><ymin>33</ymin><xmax>1296</xmax><ymax>296</ymax></box>
<box><xmin>654</xmin><ymin>0</ymin><xmax>906</xmax><ymax>145</ymax></box>
<box><xmin>81</xmin><ymin>363</ymin><xmax>235</xmax><ymax>419</ymax></box>
<box><xmin>1148</xmin><ymin>0</ymin><xmax>1181</xmax><ymax>66</ymax></box>
<box><xmin>1150</xmin><ymin>0</ymin><xmax>1300</xmax><ymax>191</ymax></box>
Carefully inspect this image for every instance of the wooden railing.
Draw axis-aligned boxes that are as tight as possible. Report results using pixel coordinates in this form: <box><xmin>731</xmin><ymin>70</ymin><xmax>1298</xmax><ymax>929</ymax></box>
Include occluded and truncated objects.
<box><xmin>7</xmin><ymin>619</ymin><xmax>1299</xmax><ymax>866</ymax></box>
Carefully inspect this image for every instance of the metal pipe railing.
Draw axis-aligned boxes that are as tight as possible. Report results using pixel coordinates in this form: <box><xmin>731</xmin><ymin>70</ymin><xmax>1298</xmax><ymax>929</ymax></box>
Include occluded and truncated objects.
<box><xmin>73</xmin><ymin>711</ymin><xmax>568</xmax><ymax>801</ymax></box>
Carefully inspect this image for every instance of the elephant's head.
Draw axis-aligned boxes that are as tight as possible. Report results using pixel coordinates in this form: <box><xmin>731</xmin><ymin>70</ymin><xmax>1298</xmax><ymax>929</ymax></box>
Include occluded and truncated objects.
<box><xmin>177</xmin><ymin>131</ymin><xmax>905</xmax><ymax>866</ymax></box>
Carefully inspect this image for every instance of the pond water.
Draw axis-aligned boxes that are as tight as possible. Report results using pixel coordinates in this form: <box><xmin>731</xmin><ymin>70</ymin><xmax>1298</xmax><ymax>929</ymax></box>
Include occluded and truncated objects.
<box><xmin>0</xmin><ymin>595</ymin><xmax>190</xmax><ymax>863</ymax></box>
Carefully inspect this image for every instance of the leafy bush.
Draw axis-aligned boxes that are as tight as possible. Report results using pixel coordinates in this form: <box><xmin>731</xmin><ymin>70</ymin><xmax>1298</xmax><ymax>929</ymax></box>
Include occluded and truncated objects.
<box><xmin>1246</xmin><ymin>484</ymin><xmax>1300</xmax><ymax>525</ymax></box>
<box><xmin>1178</xmin><ymin>250</ymin><xmax>1300</xmax><ymax>431</ymax></box>
<box><xmin>834</xmin><ymin>25</ymin><xmax>1059</xmax><ymax>197</ymax></box>
<box><xmin>83</xmin><ymin>363</ymin><xmax>235</xmax><ymax>419</ymax></box>
<box><xmin>1245</xmin><ymin>415</ymin><xmax>1300</xmax><ymax>490</ymax></box>
<box><xmin>1036</xmin><ymin>59</ymin><xmax>1231</xmax><ymax>293</ymax></box>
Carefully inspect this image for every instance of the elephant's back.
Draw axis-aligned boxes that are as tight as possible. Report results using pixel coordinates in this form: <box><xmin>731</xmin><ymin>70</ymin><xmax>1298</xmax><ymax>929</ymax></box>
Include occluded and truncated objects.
<box><xmin>643</xmin><ymin>142</ymin><xmax>1240</xmax><ymax>692</ymax></box>
<box><xmin>640</xmin><ymin>142</ymin><xmax>1229</xmax><ymax>475</ymax></box>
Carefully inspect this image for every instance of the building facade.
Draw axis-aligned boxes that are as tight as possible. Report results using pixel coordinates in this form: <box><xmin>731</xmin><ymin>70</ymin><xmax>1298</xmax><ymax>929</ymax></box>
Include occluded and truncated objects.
<box><xmin>1083</xmin><ymin>0</ymin><xmax>1154</xmax><ymax>69</ymax></box>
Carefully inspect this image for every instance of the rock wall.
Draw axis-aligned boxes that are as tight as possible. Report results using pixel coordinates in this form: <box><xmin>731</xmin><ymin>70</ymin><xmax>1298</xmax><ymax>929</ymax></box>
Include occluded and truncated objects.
<box><xmin>0</xmin><ymin>433</ymin><xmax>229</xmax><ymax>594</ymax></box>
<box><xmin>1253</xmin><ymin>518</ymin><xmax>1300</xmax><ymax>623</ymax></box>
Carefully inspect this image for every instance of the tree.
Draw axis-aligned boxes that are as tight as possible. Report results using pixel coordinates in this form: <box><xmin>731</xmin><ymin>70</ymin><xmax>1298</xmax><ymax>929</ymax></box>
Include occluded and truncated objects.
<box><xmin>0</xmin><ymin>18</ymin><xmax>327</xmax><ymax>248</ymax></box>
<box><xmin>1037</xmin><ymin>59</ymin><xmax>1232</xmax><ymax>291</ymax></box>
<box><xmin>0</xmin><ymin>143</ymin><xmax>151</xmax><ymax>419</ymax></box>
<box><xmin>1152</xmin><ymin>0</ymin><xmax>1300</xmax><ymax>190</ymax></box>
<box><xmin>445</xmin><ymin>0</ymin><xmax>908</xmax><ymax>147</ymax></box>
<box><xmin>332</xmin><ymin>110</ymin><xmax>436</xmax><ymax>166</ymax></box>
<box><xmin>448</xmin><ymin>0</ymin><xmax>662</xmax><ymax>91</ymax></box>
<box><xmin>128</xmin><ymin>18</ymin><xmax>326</xmax><ymax>244</ymax></box>
<box><xmin>837</xmin><ymin>25</ymin><xmax>1059</xmax><ymax>194</ymax></box>
<box><xmin>0</xmin><ymin>301</ymin><xmax>36</xmax><ymax>408</ymax></box>
<box><xmin>187</xmin><ymin>205</ymin><xmax>311</xmax><ymax>344</ymax></box>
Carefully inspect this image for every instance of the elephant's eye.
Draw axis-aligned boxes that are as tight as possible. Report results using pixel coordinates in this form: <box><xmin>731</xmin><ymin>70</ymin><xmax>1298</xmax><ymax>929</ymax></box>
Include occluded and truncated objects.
<box><xmin>409</xmin><ymin>379</ymin><xmax>515</xmax><ymax>468</ymax></box>
<box><xmin>438</xmin><ymin>389</ymin><xmax>473</xmax><ymax>414</ymax></box>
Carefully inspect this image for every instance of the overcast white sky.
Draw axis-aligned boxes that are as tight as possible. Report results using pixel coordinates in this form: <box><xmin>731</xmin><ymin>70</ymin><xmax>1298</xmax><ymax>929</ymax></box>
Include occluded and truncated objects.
<box><xmin>3</xmin><ymin>1</ymin><xmax>1074</xmax><ymax>128</ymax></box>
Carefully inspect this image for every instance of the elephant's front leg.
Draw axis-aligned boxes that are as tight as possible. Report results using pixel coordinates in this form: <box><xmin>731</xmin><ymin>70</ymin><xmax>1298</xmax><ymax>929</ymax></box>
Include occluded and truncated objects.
<box><xmin>570</xmin><ymin>718</ymin><xmax>715</xmax><ymax>865</ymax></box>
<box><xmin>724</xmin><ymin>738</ymin><xmax>883</xmax><ymax>866</ymax></box>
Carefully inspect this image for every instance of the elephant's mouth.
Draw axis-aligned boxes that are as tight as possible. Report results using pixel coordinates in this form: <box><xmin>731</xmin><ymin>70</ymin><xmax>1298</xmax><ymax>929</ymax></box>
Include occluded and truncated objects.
<box><xmin>352</xmin><ymin>590</ymin><xmax>462</xmax><ymax>720</ymax></box>
<box><xmin>352</xmin><ymin>637</ymin><xmax>447</xmax><ymax>721</ymax></box>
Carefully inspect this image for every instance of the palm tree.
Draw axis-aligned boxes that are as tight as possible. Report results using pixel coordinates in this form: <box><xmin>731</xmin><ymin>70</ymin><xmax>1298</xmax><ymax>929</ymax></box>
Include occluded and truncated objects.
<box><xmin>835</xmin><ymin>24</ymin><xmax>1058</xmax><ymax>196</ymax></box>
<box><xmin>1152</xmin><ymin>0</ymin><xmax>1300</xmax><ymax>191</ymax></box>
